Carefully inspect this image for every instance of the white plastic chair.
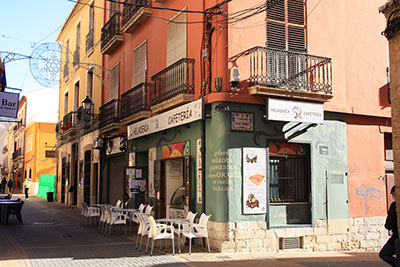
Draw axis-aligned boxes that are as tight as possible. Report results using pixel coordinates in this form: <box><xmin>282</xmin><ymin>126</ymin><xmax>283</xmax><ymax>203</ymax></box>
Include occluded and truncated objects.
<box><xmin>138</xmin><ymin>203</ymin><xmax>145</xmax><ymax>213</ymax></box>
<box><xmin>106</xmin><ymin>206</ymin><xmax>128</xmax><ymax>237</ymax></box>
<box><xmin>115</xmin><ymin>200</ymin><xmax>122</xmax><ymax>208</ymax></box>
<box><xmin>181</xmin><ymin>213</ymin><xmax>211</xmax><ymax>254</ymax></box>
<box><xmin>145</xmin><ymin>216</ymin><xmax>175</xmax><ymax>256</ymax></box>
<box><xmin>136</xmin><ymin>212</ymin><xmax>150</xmax><ymax>251</ymax></box>
<box><xmin>145</xmin><ymin>205</ymin><xmax>153</xmax><ymax>215</ymax></box>
<box><xmin>81</xmin><ymin>202</ymin><xmax>100</xmax><ymax>227</ymax></box>
<box><xmin>98</xmin><ymin>205</ymin><xmax>108</xmax><ymax>233</ymax></box>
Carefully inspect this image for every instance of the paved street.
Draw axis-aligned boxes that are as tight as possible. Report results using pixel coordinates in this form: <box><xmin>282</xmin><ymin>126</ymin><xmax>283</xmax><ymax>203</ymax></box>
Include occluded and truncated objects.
<box><xmin>0</xmin><ymin>195</ymin><xmax>389</xmax><ymax>267</ymax></box>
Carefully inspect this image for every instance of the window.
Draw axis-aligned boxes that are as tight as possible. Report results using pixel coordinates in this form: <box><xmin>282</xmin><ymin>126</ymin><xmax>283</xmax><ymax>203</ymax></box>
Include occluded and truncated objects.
<box><xmin>74</xmin><ymin>81</ymin><xmax>80</xmax><ymax>111</ymax></box>
<box><xmin>109</xmin><ymin>63</ymin><xmax>120</xmax><ymax>101</ymax></box>
<box><xmin>269</xmin><ymin>142</ymin><xmax>310</xmax><ymax>203</ymax></box>
<box><xmin>64</xmin><ymin>92</ymin><xmax>69</xmax><ymax>115</ymax></box>
<box><xmin>167</xmin><ymin>11</ymin><xmax>187</xmax><ymax>65</ymax></box>
<box><xmin>29</xmin><ymin>168</ymin><xmax>32</xmax><ymax>179</ymax></box>
<box><xmin>45</xmin><ymin>150</ymin><xmax>56</xmax><ymax>158</ymax></box>
<box><xmin>89</xmin><ymin>2</ymin><xmax>95</xmax><ymax>31</ymax></box>
<box><xmin>76</xmin><ymin>22</ymin><xmax>81</xmax><ymax>50</ymax></box>
<box><xmin>66</xmin><ymin>40</ymin><xmax>70</xmax><ymax>65</ymax></box>
<box><xmin>132</xmin><ymin>41</ymin><xmax>147</xmax><ymax>88</ymax></box>
<box><xmin>266</xmin><ymin>0</ymin><xmax>306</xmax><ymax>52</ymax></box>
<box><xmin>87</xmin><ymin>69</ymin><xmax>94</xmax><ymax>99</ymax></box>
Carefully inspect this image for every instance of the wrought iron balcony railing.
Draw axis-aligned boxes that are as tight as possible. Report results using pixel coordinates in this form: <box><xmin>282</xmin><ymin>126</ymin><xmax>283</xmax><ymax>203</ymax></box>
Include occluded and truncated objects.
<box><xmin>151</xmin><ymin>58</ymin><xmax>195</xmax><ymax>105</ymax></box>
<box><xmin>76</xmin><ymin>106</ymin><xmax>93</xmax><ymax>126</ymax></box>
<box><xmin>62</xmin><ymin>111</ymin><xmax>76</xmax><ymax>131</ymax></box>
<box><xmin>248</xmin><ymin>46</ymin><xmax>332</xmax><ymax>94</ymax></box>
<box><xmin>101</xmin><ymin>13</ymin><xmax>122</xmax><ymax>51</ymax></box>
<box><xmin>12</xmin><ymin>148</ymin><xmax>22</xmax><ymax>160</ymax></box>
<box><xmin>73</xmin><ymin>48</ymin><xmax>80</xmax><ymax>67</ymax></box>
<box><xmin>86</xmin><ymin>29</ymin><xmax>94</xmax><ymax>52</ymax></box>
<box><xmin>99</xmin><ymin>99</ymin><xmax>120</xmax><ymax>129</ymax></box>
<box><xmin>121</xmin><ymin>83</ymin><xmax>150</xmax><ymax>119</ymax></box>
<box><xmin>122</xmin><ymin>0</ymin><xmax>152</xmax><ymax>28</ymax></box>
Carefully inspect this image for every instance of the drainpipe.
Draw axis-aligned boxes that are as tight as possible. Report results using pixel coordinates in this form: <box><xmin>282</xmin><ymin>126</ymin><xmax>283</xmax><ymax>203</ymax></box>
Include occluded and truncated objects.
<box><xmin>202</xmin><ymin>0</ymin><xmax>206</xmax><ymax>214</ymax></box>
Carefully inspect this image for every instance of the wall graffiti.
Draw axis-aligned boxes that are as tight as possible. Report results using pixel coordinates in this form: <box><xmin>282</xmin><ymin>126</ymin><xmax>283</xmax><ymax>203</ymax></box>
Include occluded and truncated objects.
<box><xmin>355</xmin><ymin>185</ymin><xmax>382</xmax><ymax>215</ymax></box>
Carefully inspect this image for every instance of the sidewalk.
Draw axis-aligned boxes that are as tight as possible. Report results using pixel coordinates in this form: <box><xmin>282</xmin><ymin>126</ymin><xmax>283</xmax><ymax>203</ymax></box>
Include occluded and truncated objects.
<box><xmin>0</xmin><ymin>195</ymin><xmax>387</xmax><ymax>267</ymax></box>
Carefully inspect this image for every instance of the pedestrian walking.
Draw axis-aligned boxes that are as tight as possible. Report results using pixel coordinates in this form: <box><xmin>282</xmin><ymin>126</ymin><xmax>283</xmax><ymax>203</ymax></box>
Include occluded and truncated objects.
<box><xmin>0</xmin><ymin>177</ymin><xmax>6</xmax><ymax>193</ymax></box>
<box><xmin>23</xmin><ymin>178</ymin><xmax>31</xmax><ymax>200</ymax></box>
<box><xmin>379</xmin><ymin>185</ymin><xmax>398</xmax><ymax>266</ymax></box>
<box><xmin>7</xmin><ymin>179</ymin><xmax>13</xmax><ymax>194</ymax></box>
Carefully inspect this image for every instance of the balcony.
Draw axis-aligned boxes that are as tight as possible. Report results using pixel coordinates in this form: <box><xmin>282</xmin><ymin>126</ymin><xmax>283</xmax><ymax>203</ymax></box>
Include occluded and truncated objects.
<box><xmin>75</xmin><ymin>106</ymin><xmax>98</xmax><ymax>134</ymax></box>
<box><xmin>121</xmin><ymin>0</ymin><xmax>152</xmax><ymax>33</ymax></box>
<box><xmin>62</xmin><ymin>111</ymin><xmax>77</xmax><ymax>138</ymax></box>
<box><xmin>73</xmin><ymin>48</ymin><xmax>80</xmax><ymax>67</ymax></box>
<box><xmin>99</xmin><ymin>99</ymin><xmax>120</xmax><ymax>132</ymax></box>
<box><xmin>101</xmin><ymin>13</ymin><xmax>124</xmax><ymax>54</ymax></box>
<box><xmin>246</xmin><ymin>46</ymin><xmax>333</xmax><ymax>102</ymax></box>
<box><xmin>151</xmin><ymin>58</ymin><xmax>195</xmax><ymax>113</ymax></box>
<box><xmin>120</xmin><ymin>83</ymin><xmax>151</xmax><ymax>124</ymax></box>
<box><xmin>86</xmin><ymin>29</ymin><xmax>94</xmax><ymax>53</ymax></box>
<box><xmin>12</xmin><ymin>148</ymin><xmax>22</xmax><ymax>160</ymax></box>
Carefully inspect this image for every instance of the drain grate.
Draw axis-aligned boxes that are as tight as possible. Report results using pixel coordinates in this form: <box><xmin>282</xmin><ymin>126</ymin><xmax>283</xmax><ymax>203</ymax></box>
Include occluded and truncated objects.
<box><xmin>279</xmin><ymin>236</ymin><xmax>303</xmax><ymax>250</ymax></box>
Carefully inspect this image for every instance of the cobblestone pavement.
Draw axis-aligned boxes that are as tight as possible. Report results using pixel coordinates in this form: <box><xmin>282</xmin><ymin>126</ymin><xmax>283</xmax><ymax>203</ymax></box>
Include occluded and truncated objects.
<box><xmin>0</xmin><ymin>195</ymin><xmax>389</xmax><ymax>267</ymax></box>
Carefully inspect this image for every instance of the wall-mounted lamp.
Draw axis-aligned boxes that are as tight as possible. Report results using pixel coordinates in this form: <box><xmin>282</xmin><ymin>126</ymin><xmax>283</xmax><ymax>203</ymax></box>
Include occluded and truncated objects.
<box><xmin>82</xmin><ymin>96</ymin><xmax>93</xmax><ymax>115</ymax></box>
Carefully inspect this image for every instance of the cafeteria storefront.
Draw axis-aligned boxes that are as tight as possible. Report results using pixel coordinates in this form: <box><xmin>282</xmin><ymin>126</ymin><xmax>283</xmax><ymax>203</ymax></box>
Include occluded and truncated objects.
<box><xmin>126</xmin><ymin>97</ymin><xmax>353</xmax><ymax>252</ymax></box>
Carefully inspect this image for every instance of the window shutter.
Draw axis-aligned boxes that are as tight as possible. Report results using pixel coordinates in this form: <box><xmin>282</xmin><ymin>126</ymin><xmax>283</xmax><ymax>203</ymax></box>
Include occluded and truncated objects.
<box><xmin>288</xmin><ymin>25</ymin><xmax>305</xmax><ymax>52</ymax></box>
<box><xmin>133</xmin><ymin>41</ymin><xmax>147</xmax><ymax>88</ymax></box>
<box><xmin>288</xmin><ymin>0</ymin><xmax>304</xmax><ymax>25</ymax></box>
<box><xmin>267</xmin><ymin>0</ymin><xmax>285</xmax><ymax>21</ymax></box>
<box><xmin>267</xmin><ymin>22</ymin><xmax>286</xmax><ymax>50</ymax></box>
<box><xmin>110</xmin><ymin>63</ymin><xmax>120</xmax><ymax>101</ymax></box>
<box><xmin>167</xmin><ymin>12</ymin><xmax>187</xmax><ymax>65</ymax></box>
<box><xmin>266</xmin><ymin>0</ymin><xmax>306</xmax><ymax>52</ymax></box>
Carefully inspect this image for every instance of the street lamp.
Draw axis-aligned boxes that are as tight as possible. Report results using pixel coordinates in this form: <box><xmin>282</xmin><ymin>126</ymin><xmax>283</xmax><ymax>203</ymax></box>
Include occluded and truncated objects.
<box><xmin>82</xmin><ymin>96</ymin><xmax>93</xmax><ymax>112</ymax></box>
<box><xmin>81</xmin><ymin>96</ymin><xmax>93</xmax><ymax>122</ymax></box>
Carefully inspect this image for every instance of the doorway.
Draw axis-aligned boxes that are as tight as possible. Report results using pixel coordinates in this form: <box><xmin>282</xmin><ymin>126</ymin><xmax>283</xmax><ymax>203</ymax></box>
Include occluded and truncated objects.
<box><xmin>84</xmin><ymin>150</ymin><xmax>91</xmax><ymax>204</ymax></box>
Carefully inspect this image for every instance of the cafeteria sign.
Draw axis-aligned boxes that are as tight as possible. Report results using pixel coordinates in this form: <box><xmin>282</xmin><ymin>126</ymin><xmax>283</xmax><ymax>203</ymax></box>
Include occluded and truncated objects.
<box><xmin>0</xmin><ymin>91</ymin><xmax>19</xmax><ymax>118</ymax></box>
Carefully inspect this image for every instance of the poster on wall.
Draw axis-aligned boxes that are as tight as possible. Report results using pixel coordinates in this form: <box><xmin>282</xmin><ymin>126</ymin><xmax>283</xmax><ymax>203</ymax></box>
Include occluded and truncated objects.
<box><xmin>196</xmin><ymin>139</ymin><xmax>202</xmax><ymax>204</ymax></box>
<box><xmin>148</xmin><ymin>147</ymin><xmax>156</xmax><ymax>198</ymax></box>
<box><xmin>243</xmin><ymin>147</ymin><xmax>267</xmax><ymax>214</ymax></box>
<box><xmin>162</xmin><ymin>141</ymin><xmax>190</xmax><ymax>159</ymax></box>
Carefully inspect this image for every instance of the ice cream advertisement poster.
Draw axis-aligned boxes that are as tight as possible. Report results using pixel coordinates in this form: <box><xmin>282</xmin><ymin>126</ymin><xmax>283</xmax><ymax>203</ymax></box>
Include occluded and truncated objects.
<box><xmin>243</xmin><ymin>147</ymin><xmax>267</xmax><ymax>214</ymax></box>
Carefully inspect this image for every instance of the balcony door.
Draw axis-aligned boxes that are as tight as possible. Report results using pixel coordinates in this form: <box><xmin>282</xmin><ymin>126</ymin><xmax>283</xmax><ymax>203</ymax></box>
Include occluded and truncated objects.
<box><xmin>266</xmin><ymin>0</ymin><xmax>307</xmax><ymax>88</ymax></box>
<box><xmin>166</xmin><ymin>11</ymin><xmax>187</xmax><ymax>93</ymax></box>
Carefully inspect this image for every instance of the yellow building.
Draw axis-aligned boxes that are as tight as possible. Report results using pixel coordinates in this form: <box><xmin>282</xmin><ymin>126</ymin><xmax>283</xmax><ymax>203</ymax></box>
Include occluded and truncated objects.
<box><xmin>24</xmin><ymin>122</ymin><xmax>57</xmax><ymax>195</ymax></box>
<box><xmin>56</xmin><ymin>0</ymin><xmax>104</xmax><ymax>206</ymax></box>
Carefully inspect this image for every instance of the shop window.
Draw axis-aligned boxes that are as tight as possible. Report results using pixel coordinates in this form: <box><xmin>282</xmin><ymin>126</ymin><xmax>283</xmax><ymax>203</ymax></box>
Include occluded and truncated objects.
<box><xmin>269</xmin><ymin>142</ymin><xmax>310</xmax><ymax>203</ymax></box>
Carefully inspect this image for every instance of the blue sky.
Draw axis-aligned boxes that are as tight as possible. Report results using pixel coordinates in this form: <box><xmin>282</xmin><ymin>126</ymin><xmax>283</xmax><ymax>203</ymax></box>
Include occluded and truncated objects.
<box><xmin>0</xmin><ymin>0</ymin><xmax>75</xmax><ymax>95</ymax></box>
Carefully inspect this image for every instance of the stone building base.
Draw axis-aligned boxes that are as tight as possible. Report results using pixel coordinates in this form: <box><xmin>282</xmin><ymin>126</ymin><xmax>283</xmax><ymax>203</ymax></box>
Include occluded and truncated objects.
<box><xmin>208</xmin><ymin>217</ymin><xmax>388</xmax><ymax>252</ymax></box>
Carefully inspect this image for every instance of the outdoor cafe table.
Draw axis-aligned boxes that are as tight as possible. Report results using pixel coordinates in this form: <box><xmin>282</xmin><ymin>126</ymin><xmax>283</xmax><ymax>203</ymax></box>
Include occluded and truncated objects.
<box><xmin>156</xmin><ymin>218</ymin><xmax>190</xmax><ymax>253</ymax></box>
<box><xmin>0</xmin><ymin>200</ymin><xmax>21</xmax><ymax>224</ymax></box>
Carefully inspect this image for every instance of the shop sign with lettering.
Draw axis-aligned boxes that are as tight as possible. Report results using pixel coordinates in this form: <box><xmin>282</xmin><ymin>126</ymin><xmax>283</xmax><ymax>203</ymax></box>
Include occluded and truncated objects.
<box><xmin>0</xmin><ymin>91</ymin><xmax>19</xmax><ymax>118</ymax></box>
<box><xmin>267</xmin><ymin>98</ymin><xmax>324</xmax><ymax>124</ymax></box>
<box><xmin>128</xmin><ymin>99</ymin><xmax>203</xmax><ymax>140</ymax></box>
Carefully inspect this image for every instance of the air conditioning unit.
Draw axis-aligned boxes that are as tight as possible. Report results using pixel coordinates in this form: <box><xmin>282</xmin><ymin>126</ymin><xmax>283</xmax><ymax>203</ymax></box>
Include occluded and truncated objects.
<box><xmin>94</xmin><ymin>137</ymin><xmax>103</xmax><ymax>149</ymax></box>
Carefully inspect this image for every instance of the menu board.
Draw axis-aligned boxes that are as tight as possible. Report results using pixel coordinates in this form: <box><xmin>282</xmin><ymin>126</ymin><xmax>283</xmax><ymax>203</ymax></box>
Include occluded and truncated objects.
<box><xmin>243</xmin><ymin>147</ymin><xmax>267</xmax><ymax>214</ymax></box>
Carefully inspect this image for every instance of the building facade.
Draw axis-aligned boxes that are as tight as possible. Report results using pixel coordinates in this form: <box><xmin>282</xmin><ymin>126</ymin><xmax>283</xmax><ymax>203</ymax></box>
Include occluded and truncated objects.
<box><xmin>24</xmin><ymin>122</ymin><xmax>57</xmax><ymax>195</ymax></box>
<box><xmin>54</xmin><ymin>0</ymin><xmax>392</xmax><ymax>252</ymax></box>
<box><xmin>56</xmin><ymin>0</ymin><xmax>104</xmax><ymax>206</ymax></box>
